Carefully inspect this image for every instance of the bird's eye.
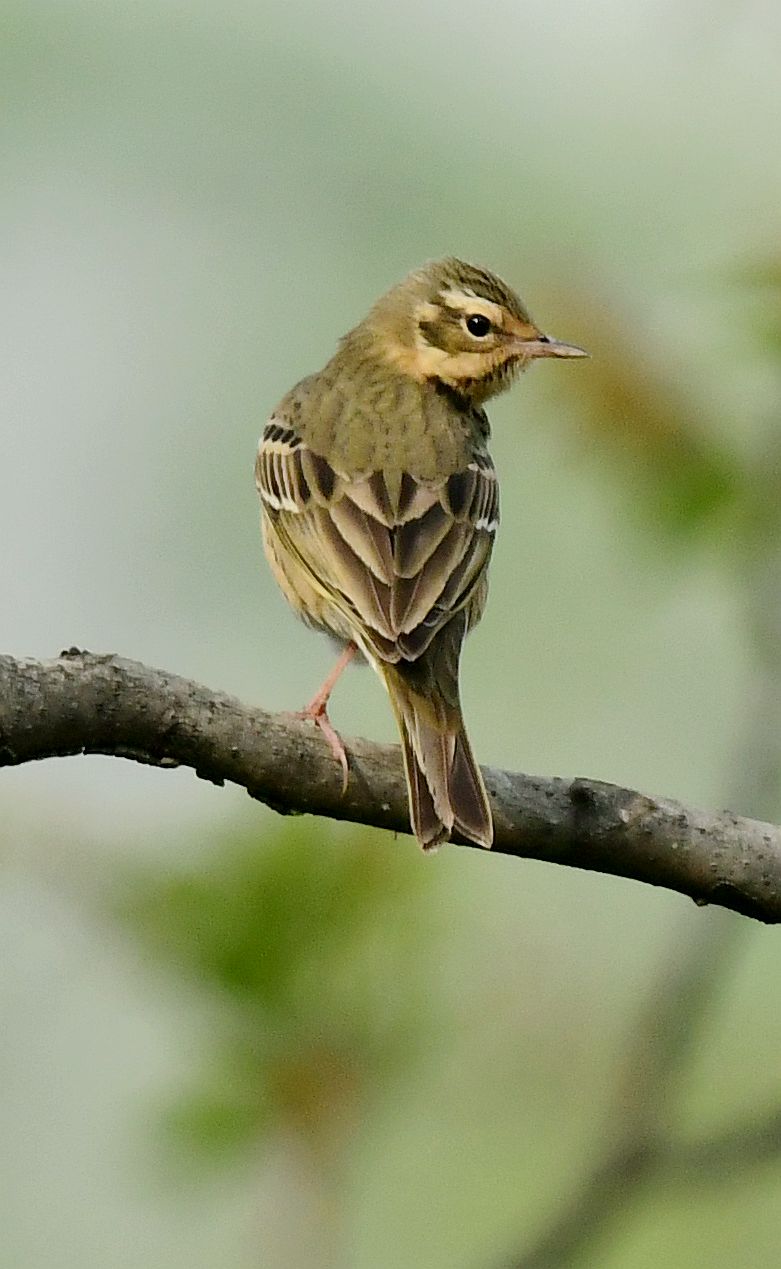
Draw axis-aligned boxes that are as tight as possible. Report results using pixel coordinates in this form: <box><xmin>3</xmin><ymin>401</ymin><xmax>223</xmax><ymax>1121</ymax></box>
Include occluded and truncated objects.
<box><xmin>465</xmin><ymin>313</ymin><xmax>492</xmax><ymax>338</ymax></box>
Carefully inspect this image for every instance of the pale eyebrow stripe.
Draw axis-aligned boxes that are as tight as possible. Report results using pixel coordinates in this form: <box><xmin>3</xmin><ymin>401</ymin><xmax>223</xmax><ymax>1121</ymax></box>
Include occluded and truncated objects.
<box><xmin>438</xmin><ymin>289</ymin><xmax>504</xmax><ymax>326</ymax></box>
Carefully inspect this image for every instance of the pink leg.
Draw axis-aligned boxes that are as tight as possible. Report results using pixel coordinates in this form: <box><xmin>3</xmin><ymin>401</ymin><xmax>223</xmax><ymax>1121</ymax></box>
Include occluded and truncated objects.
<box><xmin>295</xmin><ymin>643</ymin><xmax>357</xmax><ymax>791</ymax></box>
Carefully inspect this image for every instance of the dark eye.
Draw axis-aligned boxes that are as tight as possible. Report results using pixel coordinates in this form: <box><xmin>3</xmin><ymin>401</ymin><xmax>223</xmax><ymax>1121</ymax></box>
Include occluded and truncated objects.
<box><xmin>465</xmin><ymin>313</ymin><xmax>492</xmax><ymax>338</ymax></box>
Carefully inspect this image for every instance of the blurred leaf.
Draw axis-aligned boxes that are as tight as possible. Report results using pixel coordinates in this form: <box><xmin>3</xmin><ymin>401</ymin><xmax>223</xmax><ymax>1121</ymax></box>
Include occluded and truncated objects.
<box><xmin>735</xmin><ymin>256</ymin><xmax>781</xmax><ymax>356</ymax></box>
<box><xmin>543</xmin><ymin>288</ymin><xmax>744</xmax><ymax>540</ymax></box>
<box><xmin>114</xmin><ymin>817</ymin><xmax>444</xmax><ymax>1170</ymax></box>
<box><xmin>161</xmin><ymin>1078</ymin><xmax>268</xmax><ymax>1166</ymax></box>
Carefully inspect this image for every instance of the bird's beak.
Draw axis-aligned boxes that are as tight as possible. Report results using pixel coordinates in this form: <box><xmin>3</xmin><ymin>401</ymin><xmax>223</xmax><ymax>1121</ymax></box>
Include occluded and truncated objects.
<box><xmin>515</xmin><ymin>333</ymin><xmax>589</xmax><ymax>360</ymax></box>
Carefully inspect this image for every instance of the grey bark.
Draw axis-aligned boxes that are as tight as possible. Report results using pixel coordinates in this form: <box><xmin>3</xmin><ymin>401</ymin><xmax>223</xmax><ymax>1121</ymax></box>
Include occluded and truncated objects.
<box><xmin>2</xmin><ymin>650</ymin><xmax>781</xmax><ymax>923</ymax></box>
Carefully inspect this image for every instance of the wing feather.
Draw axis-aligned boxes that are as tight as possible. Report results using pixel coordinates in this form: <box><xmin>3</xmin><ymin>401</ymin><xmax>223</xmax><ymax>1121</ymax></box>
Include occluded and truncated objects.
<box><xmin>329</xmin><ymin>497</ymin><xmax>394</xmax><ymax>584</ymax></box>
<box><xmin>394</xmin><ymin>504</ymin><xmax>452</xmax><ymax>578</ymax></box>
<box><xmin>310</xmin><ymin>508</ymin><xmax>395</xmax><ymax>640</ymax></box>
<box><xmin>256</xmin><ymin>414</ymin><xmax>498</xmax><ymax>665</ymax></box>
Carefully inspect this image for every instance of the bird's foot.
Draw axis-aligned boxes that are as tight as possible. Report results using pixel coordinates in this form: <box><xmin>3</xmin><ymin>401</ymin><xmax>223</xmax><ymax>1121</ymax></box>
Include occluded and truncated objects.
<box><xmin>294</xmin><ymin>697</ymin><xmax>349</xmax><ymax>794</ymax></box>
<box><xmin>291</xmin><ymin>643</ymin><xmax>356</xmax><ymax>794</ymax></box>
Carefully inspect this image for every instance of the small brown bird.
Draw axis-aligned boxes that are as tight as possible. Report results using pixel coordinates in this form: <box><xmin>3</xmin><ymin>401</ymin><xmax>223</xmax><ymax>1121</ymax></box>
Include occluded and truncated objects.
<box><xmin>256</xmin><ymin>259</ymin><xmax>586</xmax><ymax>850</ymax></box>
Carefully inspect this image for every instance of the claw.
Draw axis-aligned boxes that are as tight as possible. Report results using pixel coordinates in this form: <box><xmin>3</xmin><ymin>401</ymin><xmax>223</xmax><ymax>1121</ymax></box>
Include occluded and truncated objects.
<box><xmin>295</xmin><ymin>700</ymin><xmax>350</xmax><ymax>794</ymax></box>
<box><xmin>293</xmin><ymin>642</ymin><xmax>356</xmax><ymax>795</ymax></box>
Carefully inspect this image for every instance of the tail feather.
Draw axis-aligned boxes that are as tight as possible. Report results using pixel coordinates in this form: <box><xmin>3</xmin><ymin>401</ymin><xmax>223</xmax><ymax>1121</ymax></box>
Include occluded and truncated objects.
<box><xmin>385</xmin><ymin>672</ymin><xmax>493</xmax><ymax>851</ymax></box>
<box><xmin>450</xmin><ymin>730</ymin><xmax>494</xmax><ymax>848</ymax></box>
<box><xmin>403</xmin><ymin>736</ymin><xmax>451</xmax><ymax>852</ymax></box>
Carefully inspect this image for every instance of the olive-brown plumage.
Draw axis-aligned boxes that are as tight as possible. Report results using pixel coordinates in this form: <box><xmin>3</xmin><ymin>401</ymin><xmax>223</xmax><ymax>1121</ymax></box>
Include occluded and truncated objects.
<box><xmin>256</xmin><ymin>258</ymin><xmax>586</xmax><ymax>850</ymax></box>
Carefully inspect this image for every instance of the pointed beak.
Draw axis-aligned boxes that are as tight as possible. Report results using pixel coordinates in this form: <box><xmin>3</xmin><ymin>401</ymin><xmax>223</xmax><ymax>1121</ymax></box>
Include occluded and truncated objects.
<box><xmin>516</xmin><ymin>333</ymin><xmax>589</xmax><ymax>360</ymax></box>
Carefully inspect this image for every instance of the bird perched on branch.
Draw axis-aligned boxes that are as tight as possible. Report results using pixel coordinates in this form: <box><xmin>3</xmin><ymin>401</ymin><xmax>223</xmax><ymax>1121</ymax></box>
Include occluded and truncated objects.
<box><xmin>256</xmin><ymin>258</ymin><xmax>586</xmax><ymax>851</ymax></box>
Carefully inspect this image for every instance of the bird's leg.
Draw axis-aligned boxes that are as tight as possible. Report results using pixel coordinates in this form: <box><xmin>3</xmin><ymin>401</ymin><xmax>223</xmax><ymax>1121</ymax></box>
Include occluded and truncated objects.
<box><xmin>295</xmin><ymin>642</ymin><xmax>357</xmax><ymax>791</ymax></box>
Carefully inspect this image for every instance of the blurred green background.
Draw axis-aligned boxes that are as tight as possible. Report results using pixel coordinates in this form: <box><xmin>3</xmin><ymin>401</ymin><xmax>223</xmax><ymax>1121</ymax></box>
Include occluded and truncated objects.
<box><xmin>3</xmin><ymin>2</ymin><xmax>781</xmax><ymax>1266</ymax></box>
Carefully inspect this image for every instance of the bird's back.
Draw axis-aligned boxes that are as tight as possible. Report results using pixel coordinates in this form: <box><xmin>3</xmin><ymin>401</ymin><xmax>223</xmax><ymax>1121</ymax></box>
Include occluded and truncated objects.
<box><xmin>282</xmin><ymin>337</ymin><xmax>489</xmax><ymax>484</ymax></box>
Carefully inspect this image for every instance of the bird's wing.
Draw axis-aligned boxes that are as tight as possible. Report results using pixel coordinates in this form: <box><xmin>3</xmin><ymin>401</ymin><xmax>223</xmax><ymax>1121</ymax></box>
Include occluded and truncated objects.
<box><xmin>256</xmin><ymin>416</ymin><xmax>498</xmax><ymax>665</ymax></box>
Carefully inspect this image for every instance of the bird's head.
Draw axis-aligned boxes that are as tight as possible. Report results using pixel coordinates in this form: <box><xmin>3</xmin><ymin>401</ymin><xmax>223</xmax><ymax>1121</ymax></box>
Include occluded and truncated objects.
<box><xmin>360</xmin><ymin>257</ymin><xmax>587</xmax><ymax>402</ymax></box>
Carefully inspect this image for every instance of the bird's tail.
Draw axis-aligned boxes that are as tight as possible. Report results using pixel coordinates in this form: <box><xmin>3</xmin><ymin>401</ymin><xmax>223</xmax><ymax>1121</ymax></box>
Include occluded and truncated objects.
<box><xmin>381</xmin><ymin>667</ymin><xmax>493</xmax><ymax>852</ymax></box>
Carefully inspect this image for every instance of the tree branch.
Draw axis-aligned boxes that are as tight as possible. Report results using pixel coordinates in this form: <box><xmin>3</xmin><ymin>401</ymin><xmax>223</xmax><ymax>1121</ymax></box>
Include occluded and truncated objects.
<box><xmin>2</xmin><ymin>650</ymin><xmax>781</xmax><ymax>922</ymax></box>
<box><xmin>501</xmin><ymin>1103</ymin><xmax>781</xmax><ymax>1269</ymax></box>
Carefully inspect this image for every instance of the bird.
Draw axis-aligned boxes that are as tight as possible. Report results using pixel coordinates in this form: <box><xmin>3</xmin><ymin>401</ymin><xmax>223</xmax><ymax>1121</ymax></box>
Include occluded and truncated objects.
<box><xmin>255</xmin><ymin>258</ymin><xmax>587</xmax><ymax>851</ymax></box>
